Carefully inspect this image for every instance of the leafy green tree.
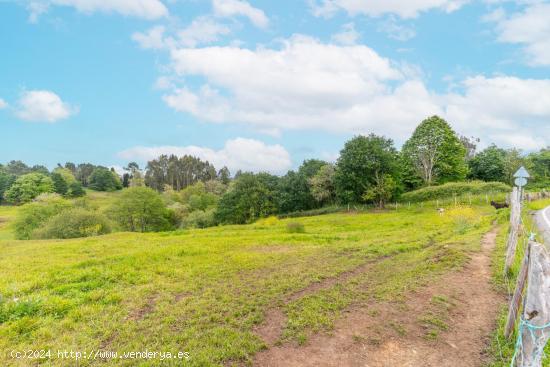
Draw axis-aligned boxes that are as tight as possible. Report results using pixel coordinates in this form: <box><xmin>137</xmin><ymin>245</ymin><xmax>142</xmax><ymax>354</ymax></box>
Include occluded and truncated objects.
<box><xmin>309</xmin><ymin>164</ymin><xmax>336</xmax><ymax>205</ymax></box>
<box><xmin>88</xmin><ymin>167</ymin><xmax>122</xmax><ymax>191</ymax></box>
<box><xmin>297</xmin><ymin>159</ymin><xmax>327</xmax><ymax>179</ymax></box>
<box><xmin>215</xmin><ymin>173</ymin><xmax>278</xmax><ymax>224</ymax></box>
<box><xmin>0</xmin><ymin>168</ymin><xmax>16</xmax><ymax>203</ymax></box>
<box><xmin>277</xmin><ymin>171</ymin><xmax>313</xmax><ymax>213</ymax></box>
<box><xmin>51</xmin><ymin>172</ymin><xmax>69</xmax><ymax>195</ymax></box>
<box><xmin>362</xmin><ymin>174</ymin><xmax>397</xmax><ymax>208</ymax></box>
<box><xmin>5</xmin><ymin>160</ymin><xmax>31</xmax><ymax>176</ymax></box>
<box><xmin>108</xmin><ymin>187</ymin><xmax>173</xmax><ymax>232</ymax></box>
<box><xmin>54</xmin><ymin>167</ymin><xmax>76</xmax><ymax>184</ymax></box>
<box><xmin>31</xmin><ymin>165</ymin><xmax>50</xmax><ymax>175</ymax></box>
<box><xmin>335</xmin><ymin>134</ymin><xmax>400</xmax><ymax>204</ymax></box>
<box><xmin>526</xmin><ymin>148</ymin><xmax>550</xmax><ymax>187</ymax></box>
<box><xmin>75</xmin><ymin>163</ymin><xmax>96</xmax><ymax>186</ymax></box>
<box><xmin>401</xmin><ymin>116</ymin><xmax>467</xmax><ymax>186</ymax></box>
<box><xmin>4</xmin><ymin>173</ymin><xmax>54</xmax><ymax>204</ymax></box>
<box><xmin>217</xmin><ymin>166</ymin><xmax>231</xmax><ymax>185</ymax></box>
<box><xmin>468</xmin><ymin>145</ymin><xmax>506</xmax><ymax>182</ymax></box>
<box><xmin>67</xmin><ymin>181</ymin><xmax>86</xmax><ymax>198</ymax></box>
<box><xmin>504</xmin><ymin>148</ymin><xmax>525</xmax><ymax>185</ymax></box>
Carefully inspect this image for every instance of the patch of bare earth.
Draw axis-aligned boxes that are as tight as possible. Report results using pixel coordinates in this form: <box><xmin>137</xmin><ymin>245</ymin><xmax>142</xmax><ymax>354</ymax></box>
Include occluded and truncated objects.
<box><xmin>253</xmin><ymin>228</ymin><xmax>504</xmax><ymax>367</ymax></box>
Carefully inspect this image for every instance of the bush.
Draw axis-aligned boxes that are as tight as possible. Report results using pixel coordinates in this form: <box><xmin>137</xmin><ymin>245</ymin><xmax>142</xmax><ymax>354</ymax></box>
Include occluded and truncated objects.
<box><xmin>108</xmin><ymin>187</ymin><xmax>173</xmax><ymax>232</ymax></box>
<box><xmin>32</xmin><ymin>208</ymin><xmax>111</xmax><ymax>239</ymax></box>
<box><xmin>67</xmin><ymin>181</ymin><xmax>86</xmax><ymax>197</ymax></box>
<box><xmin>14</xmin><ymin>196</ymin><xmax>71</xmax><ymax>239</ymax></box>
<box><xmin>181</xmin><ymin>209</ymin><xmax>216</xmax><ymax>229</ymax></box>
<box><xmin>4</xmin><ymin>173</ymin><xmax>54</xmax><ymax>205</ymax></box>
<box><xmin>399</xmin><ymin>181</ymin><xmax>510</xmax><ymax>203</ymax></box>
<box><xmin>286</xmin><ymin>222</ymin><xmax>305</xmax><ymax>233</ymax></box>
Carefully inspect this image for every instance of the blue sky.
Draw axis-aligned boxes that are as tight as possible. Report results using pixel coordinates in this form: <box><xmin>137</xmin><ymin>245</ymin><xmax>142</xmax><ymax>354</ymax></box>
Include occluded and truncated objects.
<box><xmin>1</xmin><ymin>0</ymin><xmax>550</xmax><ymax>174</ymax></box>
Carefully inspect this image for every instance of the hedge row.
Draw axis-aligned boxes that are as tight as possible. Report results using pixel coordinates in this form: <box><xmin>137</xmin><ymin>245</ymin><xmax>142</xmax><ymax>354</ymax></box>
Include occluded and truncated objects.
<box><xmin>399</xmin><ymin>181</ymin><xmax>511</xmax><ymax>203</ymax></box>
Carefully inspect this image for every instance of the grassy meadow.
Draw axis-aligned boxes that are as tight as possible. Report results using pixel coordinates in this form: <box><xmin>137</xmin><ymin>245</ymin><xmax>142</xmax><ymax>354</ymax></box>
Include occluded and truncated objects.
<box><xmin>0</xmin><ymin>194</ymin><xmax>499</xmax><ymax>366</ymax></box>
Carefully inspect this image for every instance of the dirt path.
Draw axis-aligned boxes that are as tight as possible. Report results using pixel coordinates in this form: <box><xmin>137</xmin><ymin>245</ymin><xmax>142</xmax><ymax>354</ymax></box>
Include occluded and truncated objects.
<box><xmin>253</xmin><ymin>228</ymin><xmax>504</xmax><ymax>367</ymax></box>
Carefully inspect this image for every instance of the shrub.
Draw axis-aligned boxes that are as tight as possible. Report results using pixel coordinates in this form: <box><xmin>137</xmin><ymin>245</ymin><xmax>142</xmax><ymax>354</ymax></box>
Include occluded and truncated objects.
<box><xmin>286</xmin><ymin>222</ymin><xmax>305</xmax><ymax>233</ymax></box>
<box><xmin>399</xmin><ymin>181</ymin><xmax>510</xmax><ymax>203</ymax></box>
<box><xmin>4</xmin><ymin>173</ymin><xmax>54</xmax><ymax>205</ymax></box>
<box><xmin>13</xmin><ymin>196</ymin><xmax>71</xmax><ymax>239</ymax></box>
<box><xmin>67</xmin><ymin>181</ymin><xmax>86</xmax><ymax>197</ymax></box>
<box><xmin>32</xmin><ymin>208</ymin><xmax>111</xmax><ymax>239</ymax></box>
<box><xmin>108</xmin><ymin>187</ymin><xmax>173</xmax><ymax>232</ymax></box>
<box><xmin>181</xmin><ymin>209</ymin><xmax>216</xmax><ymax>229</ymax></box>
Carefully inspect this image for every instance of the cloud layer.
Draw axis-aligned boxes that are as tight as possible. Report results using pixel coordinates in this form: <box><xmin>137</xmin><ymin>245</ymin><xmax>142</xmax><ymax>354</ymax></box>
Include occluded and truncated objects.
<box><xmin>489</xmin><ymin>3</ymin><xmax>550</xmax><ymax>66</ymax></box>
<box><xmin>15</xmin><ymin>90</ymin><xmax>77</xmax><ymax>122</ymax></box>
<box><xmin>156</xmin><ymin>35</ymin><xmax>550</xmax><ymax>150</ymax></box>
<box><xmin>118</xmin><ymin>138</ymin><xmax>292</xmax><ymax>174</ymax></box>
<box><xmin>28</xmin><ymin>0</ymin><xmax>168</xmax><ymax>21</ymax></box>
<box><xmin>310</xmin><ymin>0</ymin><xmax>468</xmax><ymax>18</ymax></box>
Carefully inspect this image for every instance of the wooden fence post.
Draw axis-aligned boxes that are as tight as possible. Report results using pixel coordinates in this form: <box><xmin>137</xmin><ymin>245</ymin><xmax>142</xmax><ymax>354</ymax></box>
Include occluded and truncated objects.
<box><xmin>515</xmin><ymin>241</ymin><xmax>550</xmax><ymax>367</ymax></box>
<box><xmin>505</xmin><ymin>244</ymin><xmax>530</xmax><ymax>339</ymax></box>
<box><xmin>505</xmin><ymin>188</ymin><xmax>522</xmax><ymax>273</ymax></box>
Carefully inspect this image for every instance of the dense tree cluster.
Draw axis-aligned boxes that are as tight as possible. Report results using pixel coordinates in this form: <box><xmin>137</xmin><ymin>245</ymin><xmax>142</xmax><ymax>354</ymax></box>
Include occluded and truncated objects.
<box><xmin>5</xmin><ymin>115</ymin><xmax>550</xmax><ymax>232</ymax></box>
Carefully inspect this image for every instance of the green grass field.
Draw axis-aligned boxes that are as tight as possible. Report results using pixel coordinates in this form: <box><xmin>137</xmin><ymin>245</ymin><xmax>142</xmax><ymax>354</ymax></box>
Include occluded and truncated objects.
<box><xmin>0</xmin><ymin>198</ymin><xmax>497</xmax><ymax>366</ymax></box>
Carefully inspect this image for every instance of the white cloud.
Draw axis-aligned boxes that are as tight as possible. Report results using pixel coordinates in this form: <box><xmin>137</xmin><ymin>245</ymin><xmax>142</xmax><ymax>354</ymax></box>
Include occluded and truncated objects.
<box><xmin>139</xmin><ymin>34</ymin><xmax>550</xmax><ymax>151</ymax></box>
<box><xmin>133</xmin><ymin>18</ymin><xmax>231</xmax><ymax>50</ymax></box>
<box><xmin>489</xmin><ymin>3</ymin><xmax>550</xmax><ymax>66</ymax></box>
<box><xmin>443</xmin><ymin>75</ymin><xmax>550</xmax><ymax>150</ymax></box>
<box><xmin>331</xmin><ymin>23</ymin><xmax>360</xmax><ymax>45</ymax></box>
<box><xmin>28</xmin><ymin>0</ymin><xmax>168</xmax><ymax>21</ymax></box>
<box><xmin>0</xmin><ymin>98</ymin><xmax>7</xmax><ymax>109</ymax></box>
<box><xmin>310</xmin><ymin>0</ymin><xmax>469</xmax><ymax>19</ymax></box>
<box><xmin>212</xmin><ymin>0</ymin><xmax>269</xmax><ymax>28</ymax></box>
<box><xmin>132</xmin><ymin>25</ymin><xmax>168</xmax><ymax>50</ymax></box>
<box><xmin>163</xmin><ymin>36</ymin><xmax>438</xmax><ymax>140</ymax></box>
<box><xmin>118</xmin><ymin>138</ymin><xmax>292</xmax><ymax>174</ymax></box>
<box><xmin>15</xmin><ymin>90</ymin><xmax>77</xmax><ymax>123</ymax></box>
<box><xmin>178</xmin><ymin>16</ymin><xmax>232</xmax><ymax>47</ymax></box>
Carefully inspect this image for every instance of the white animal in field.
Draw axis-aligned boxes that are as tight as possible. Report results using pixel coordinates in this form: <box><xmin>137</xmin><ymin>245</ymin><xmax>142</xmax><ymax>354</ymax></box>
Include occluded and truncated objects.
<box><xmin>437</xmin><ymin>208</ymin><xmax>445</xmax><ymax>216</ymax></box>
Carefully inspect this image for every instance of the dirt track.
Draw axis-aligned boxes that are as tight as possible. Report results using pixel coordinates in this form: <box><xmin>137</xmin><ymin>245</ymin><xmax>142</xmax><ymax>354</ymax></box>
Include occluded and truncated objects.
<box><xmin>253</xmin><ymin>228</ymin><xmax>504</xmax><ymax>367</ymax></box>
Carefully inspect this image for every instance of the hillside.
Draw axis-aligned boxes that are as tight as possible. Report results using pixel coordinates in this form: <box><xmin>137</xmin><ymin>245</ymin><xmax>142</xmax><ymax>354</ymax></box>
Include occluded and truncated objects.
<box><xmin>0</xmin><ymin>200</ymin><xmax>502</xmax><ymax>366</ymax></box>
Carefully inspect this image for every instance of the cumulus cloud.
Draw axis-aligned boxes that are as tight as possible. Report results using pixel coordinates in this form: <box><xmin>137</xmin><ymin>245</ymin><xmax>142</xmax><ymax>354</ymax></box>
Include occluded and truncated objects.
<box><xmin>309</xmin><ymin>0</ymin><xmax>469</xmax><ymax>19</ymax></box>
<box><xmin>118</xmin><ymin>138</ymin><xmax>292</xmax><ymax>174</ymax></box>
<box><xmin>212</xmin><ymin>0</ymin><xmax>269</xmax><ymax>28</ymax></box>
<box><xmin>0</xmin><ymin>98</ymin><xmax>7</xmax><ymax>109</ymax></box>
<box><xmin>153</xmin><ymin>35</ymin><xmax>550</xmax><ymax>150</ymax></box>
<box><xmin>443</xmin><ymin>76</ymin><xmax>550</xmax><ymax>149</ymax></box>
<box><xmin>28</xmin><ymin>0</ymin><xmax>168</xmax><ymax>21</ymax></box>
<box><xmin>377</xmin><ymin>17</ymin><xmax>416</xmax><ymax>41</ymax></box>
<box><xmin>488</xmin><ymin>3</ymin><xmax>550</xmax><ymax>66</ymax></box>
<box><xmin>163</xmin><ymin>36</ymin><xmax>438</xmax><ymax>140</ymax></box>
<box><xmin>15</xmin><ymin>90</ymin><xmax>77</xmax><ymax>122</ymax></box>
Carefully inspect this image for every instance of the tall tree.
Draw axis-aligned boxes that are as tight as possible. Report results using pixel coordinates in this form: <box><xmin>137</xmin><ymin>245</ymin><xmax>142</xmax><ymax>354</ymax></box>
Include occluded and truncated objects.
<box><xmin>335</xmin><ymin>134</ymin><xmax>399</xmax><ymax>204</ymax></box>
<box><xmin>309</xmin><ymin>163</ymin><xmax>336</xmax><ymax>205</ymax></box>
<box><xmin>401</xmin><ymin>115</ymin><xmax>467</xmax><ymax>186</ymax></box>
<box><xmin>215</xmin><ymin>173</ymin><xmax>278</xmax><ymax>224</ymax></box>
<box><xmin>468</xmin><ymin>144</ymin><xmax>506</xmax><ymax>182</ymax></box>
<box><xmin>4</xmin><ymin>173</ymin><xmax>54</xmax><ymax>204</ymax></box>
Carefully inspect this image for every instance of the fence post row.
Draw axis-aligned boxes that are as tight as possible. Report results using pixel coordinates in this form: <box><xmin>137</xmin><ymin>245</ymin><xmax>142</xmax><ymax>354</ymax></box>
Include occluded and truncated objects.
<box><xmin>504</xmin><ymin>187</ymin><xmax>550</xmax><ymax>367</ymax></box>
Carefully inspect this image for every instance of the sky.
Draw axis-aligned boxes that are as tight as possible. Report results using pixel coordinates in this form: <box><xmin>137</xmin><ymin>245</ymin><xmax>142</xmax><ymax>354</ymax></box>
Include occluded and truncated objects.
<box><xmin>1</xmin><ymin>0</ymin><xmax>550</xmax><ymax>175</ymax></box>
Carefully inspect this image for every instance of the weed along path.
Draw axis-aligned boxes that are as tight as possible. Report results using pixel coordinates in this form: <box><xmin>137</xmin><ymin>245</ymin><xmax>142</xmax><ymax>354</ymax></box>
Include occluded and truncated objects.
<box><xmin>253</xmin><ymin>227</ymin><xmax>504</xmax><ymax>367</ymax></box>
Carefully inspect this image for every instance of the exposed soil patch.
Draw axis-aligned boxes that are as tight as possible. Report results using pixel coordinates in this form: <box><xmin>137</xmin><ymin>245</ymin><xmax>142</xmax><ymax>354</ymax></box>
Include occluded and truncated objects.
<box><xmin>253</xmin><ymin>255</ymin><xmax>395</xmax><ymax>347</ymax></box>
<box><xmin>126</xmin><ymin>294</ymin><xmax>157</xmax><ymax>322</ymax></box>
<box><xmin>253</xmin><ymin>228</ymin><xmax>504</xmax><ymax>367</ymax></box>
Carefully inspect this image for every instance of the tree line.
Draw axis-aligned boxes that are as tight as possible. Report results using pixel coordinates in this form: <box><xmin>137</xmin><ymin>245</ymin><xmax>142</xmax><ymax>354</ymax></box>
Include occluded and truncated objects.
<box><xmin>3</xmin><ymin>115</ymin><xmax>550</xmax><ymax>228</ymax></box>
